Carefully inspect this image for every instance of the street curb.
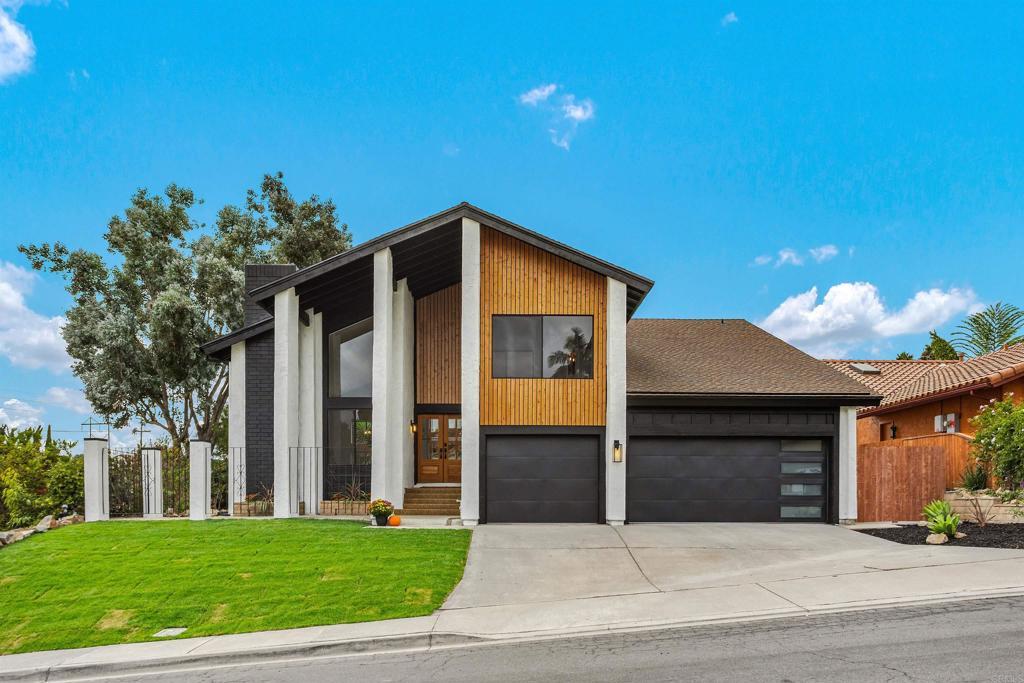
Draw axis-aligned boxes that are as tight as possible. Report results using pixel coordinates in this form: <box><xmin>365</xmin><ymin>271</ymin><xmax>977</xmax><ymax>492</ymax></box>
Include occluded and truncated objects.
<box><xmin>5</xmin><ymin>589</ymin><xmax>1024</xmax><ymax>681</ymax></box>
<box><xmin>0</xmin><ymin>633</ymin><xmax>487</xmax><ymax>683</ymax></box>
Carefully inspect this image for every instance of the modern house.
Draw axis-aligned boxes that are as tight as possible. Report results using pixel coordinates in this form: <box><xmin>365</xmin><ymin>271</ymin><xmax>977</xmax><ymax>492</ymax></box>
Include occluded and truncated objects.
<box><xmin>202</xmin><ymin>203</ymin><xmax>879</xmax><ymax>525</ymax></box>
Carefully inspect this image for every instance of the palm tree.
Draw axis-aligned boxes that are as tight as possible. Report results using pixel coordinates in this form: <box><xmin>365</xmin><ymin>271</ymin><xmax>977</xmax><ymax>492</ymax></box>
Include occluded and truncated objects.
<box><xmin>951</xmin><ymin>302</ymin><xmax>1024</xmax><ymax>358</ymax></box>
<box><xmin>895</xmin><ymin>351</ymin><xmax>913</xmax><ymax>360</ymax></box>
<box><xmin>547</xmin><ymin>327</ymin><xmax>594</xmax><ymax>378</ymax></box>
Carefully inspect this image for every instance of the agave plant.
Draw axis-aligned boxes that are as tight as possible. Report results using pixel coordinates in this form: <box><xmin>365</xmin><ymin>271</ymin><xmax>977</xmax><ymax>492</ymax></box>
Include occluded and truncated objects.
<box><xmin>927</xmin><ymin>512</ymin><xmax>961</xmax><ymax>537</ymax></box>
<box><xmin>922</xmin><ymin>499</ymin><xmax>952</xmax><ymax>524</ymax></box>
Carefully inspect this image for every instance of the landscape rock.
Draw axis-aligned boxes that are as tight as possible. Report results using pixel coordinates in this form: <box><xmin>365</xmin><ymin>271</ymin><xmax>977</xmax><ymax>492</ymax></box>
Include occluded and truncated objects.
<box><xmin>955</xmin><ymin>532</ymin><xmax>967</xmax><ymax>539</ymax></box>
<box><xmin>35</xmin><ymin>515</ymin><xmax>54</xmax><ymax>533</ymax></box>
<box><xmin>0</xmin><ymin>532</ymin><xmax>11</xmax><ymax>546</ymax></box>
<box><xmin>926</xmin><ymin>533</ymin><xmax>949</xmax><ymax>545</ymax></box>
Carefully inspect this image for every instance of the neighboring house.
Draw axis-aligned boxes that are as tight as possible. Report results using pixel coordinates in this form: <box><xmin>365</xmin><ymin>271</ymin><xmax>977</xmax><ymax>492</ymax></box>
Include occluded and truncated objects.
<box><xmin>826</xmin><ymin>345</ymin><xmax>1024</xmax><ymax>444</ymax></box>
<box><xmin>202</xmin><ymin>203</ymin><xmax>878</xmax><ymax>525</ymax></box>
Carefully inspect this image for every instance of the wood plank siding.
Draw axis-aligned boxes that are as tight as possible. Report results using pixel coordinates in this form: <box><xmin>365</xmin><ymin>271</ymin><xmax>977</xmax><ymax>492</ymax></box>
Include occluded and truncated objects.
<box><xmin>415</xmin><ymin>283</ymin><xmax>461</xmax><ymax>405</ymax></box>
<box><xmin>857</xmin><ymin>442</ymin><xmax>947</xmax><ymax>522</ymax></box>
<box><xmin>480</xmin><ymin>226</ymin><xmax>607</xmax><ymax>426</ymax></box>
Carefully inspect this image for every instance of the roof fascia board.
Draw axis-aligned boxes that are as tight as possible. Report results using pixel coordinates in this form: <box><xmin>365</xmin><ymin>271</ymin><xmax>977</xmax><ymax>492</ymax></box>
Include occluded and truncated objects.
<box><xmin>627</xmin><ymin>393</ymin><xmax>881</xmax><ymax>408</ymax></box>
<box><xmin>247</xmin><ymin>203</ymin><xmax>655</xmax><ymax>306</ymax></box>
<box><xmin>200</xmin><ymin>319</ymin><xmax>274</xmax><ymax>356</ymax></box>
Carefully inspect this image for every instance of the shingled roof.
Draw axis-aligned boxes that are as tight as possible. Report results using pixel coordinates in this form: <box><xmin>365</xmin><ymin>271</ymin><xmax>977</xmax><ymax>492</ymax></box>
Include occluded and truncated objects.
<box><xmin>822</xmin><ymin>359</ymin><xmax>957</xmax><ymax>406</ymax></box>
<box><xmin>860</xmin><ymin>343</ymin><xmax>1024</xmax><ymax>415</ymax></box>
<box><xmin>626</xmin><ymin>319</ymin><xmax>879</xmax><ymax>400</ymax></box>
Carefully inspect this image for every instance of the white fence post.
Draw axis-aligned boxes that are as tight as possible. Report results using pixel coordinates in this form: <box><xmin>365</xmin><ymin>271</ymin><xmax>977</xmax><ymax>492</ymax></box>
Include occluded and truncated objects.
<box><xmin>141</xmin><ymin>447</ymin><xmax>163</xmax><ymax>519</ymax></box>
<box><xmin>189</xmin><ymin>441</ymin><xmax>212</xmax><ymax>521</ymax></box>
<box><xmin>83</xmin><ymin>437</ymin><xmax>109</xmax><ymax>522</ymax></box>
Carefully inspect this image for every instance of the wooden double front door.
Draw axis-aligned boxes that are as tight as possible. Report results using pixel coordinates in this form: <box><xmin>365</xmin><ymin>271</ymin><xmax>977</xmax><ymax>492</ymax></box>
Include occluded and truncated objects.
<box><xmin>416</xmin><ymin>414</ymin><xmax>462</xmax><ymax>483</ymax></box>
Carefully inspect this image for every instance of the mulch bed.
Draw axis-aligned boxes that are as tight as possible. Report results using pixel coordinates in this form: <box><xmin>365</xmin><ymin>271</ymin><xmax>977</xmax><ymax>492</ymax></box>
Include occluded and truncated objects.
<box><xmin>857</xmin><ymin>522</ymin><xmax>1024</xmax><ymax>549</ymax></box>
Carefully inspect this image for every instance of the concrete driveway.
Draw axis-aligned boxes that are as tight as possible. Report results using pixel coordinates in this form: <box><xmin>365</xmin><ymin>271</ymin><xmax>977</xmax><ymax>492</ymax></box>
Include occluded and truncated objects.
<box><xmin>444</xmin><ymin>523</ymin><xmax>1024</xmax><ymax>610</ymax></box>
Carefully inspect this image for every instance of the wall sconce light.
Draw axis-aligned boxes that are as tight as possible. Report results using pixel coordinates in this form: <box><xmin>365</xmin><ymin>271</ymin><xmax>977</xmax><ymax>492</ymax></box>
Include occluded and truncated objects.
<box><xmin>613</xmin><ymin>440</ymin><xmax>623</xmax><ymax>463</ymax></box>
<box><xmin>409</xmin><ymin>420</ymin><xmax>417</xmax><ymax>436</ymax></box>
<box><xmin>889</xmin><ymin>423</ymin><xmax>898</xmax><ymax>439</ymax></box>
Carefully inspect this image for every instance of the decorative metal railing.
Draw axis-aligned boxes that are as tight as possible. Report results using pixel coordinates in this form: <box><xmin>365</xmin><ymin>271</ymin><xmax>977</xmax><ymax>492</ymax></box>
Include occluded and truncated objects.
<box><xmin>106</xmin><ymin>448</ymin><xmax>143</xmax><ymax>518</ymax></box>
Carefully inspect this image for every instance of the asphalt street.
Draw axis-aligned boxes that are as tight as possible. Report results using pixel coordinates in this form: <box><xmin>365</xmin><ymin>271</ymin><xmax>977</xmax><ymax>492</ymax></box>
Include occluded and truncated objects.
<box><xmin>118</xmin><ymin>595</ymin><xmax>1024</xmax><ymax>682</ymax></box>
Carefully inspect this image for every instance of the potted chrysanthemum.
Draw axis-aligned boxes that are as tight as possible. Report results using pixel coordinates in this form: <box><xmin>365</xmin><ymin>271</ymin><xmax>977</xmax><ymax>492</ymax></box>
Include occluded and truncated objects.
<box><xmin>368</xmin><ymin>499</ymin><xmax>394</xmax><ymax>527</ymax></box>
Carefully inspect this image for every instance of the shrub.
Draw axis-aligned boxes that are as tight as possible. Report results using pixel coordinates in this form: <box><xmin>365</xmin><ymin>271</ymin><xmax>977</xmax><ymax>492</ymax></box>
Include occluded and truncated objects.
<box><xmin>960</xmin><ymin>462</ymin><xmax>989</xmax><ymax>492</ymax></box>
<box><xmin>927</xmin><ymin>512</ymin><xmax>960</xmax><ymax>537</ymax></box>
<box><xmin>0</xmin><ymin>426</ymin><xmax>82</xmax><ymax>529</ymax></box>
<box><xmin>922</xmin><ymin>499</ymin><xmax>952</xmax><ymax>524</ymax></box>
<box><xmin>970</xmin><ymin>395</ymin><xmax>1024</xmax><ymax>488</ymax></box>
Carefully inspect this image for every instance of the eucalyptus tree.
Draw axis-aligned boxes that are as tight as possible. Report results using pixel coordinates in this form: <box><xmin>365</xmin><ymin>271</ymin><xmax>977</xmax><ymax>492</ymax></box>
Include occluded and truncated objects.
<box><xmin>19</xmin><ymin>174</ymin><xmax>351</xmax><ymax>453</ymax></box>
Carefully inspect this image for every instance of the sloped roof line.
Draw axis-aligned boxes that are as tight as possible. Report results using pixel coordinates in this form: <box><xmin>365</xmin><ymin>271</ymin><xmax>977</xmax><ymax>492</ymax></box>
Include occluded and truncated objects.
<box><xmin>247</xmin><ymin>202</ymin><xmax>654</xmax><ymax>309</ymax></box>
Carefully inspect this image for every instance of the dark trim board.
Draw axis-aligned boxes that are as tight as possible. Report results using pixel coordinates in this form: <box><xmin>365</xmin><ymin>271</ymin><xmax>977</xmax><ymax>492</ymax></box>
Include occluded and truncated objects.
<box><xmin>416</xmin><ymin>404</ymin><xmax>461</xmax><ymax>415</ymax></box>
<box><xmin>479</xmin><ymin>426</ymin><xmax>606</xmax><ymax>524</ymax></box>
<box><xmin>627</xmin><ymin>393</ymin><xmax>880</xmax><ymax>409</ymax></box>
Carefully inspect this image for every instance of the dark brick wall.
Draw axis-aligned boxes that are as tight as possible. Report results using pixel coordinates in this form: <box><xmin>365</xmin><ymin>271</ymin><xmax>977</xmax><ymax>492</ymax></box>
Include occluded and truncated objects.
<box><xmin>245</xmin><ymin>329</ymin><xmax>275</xmax><ymax>493</ymax></box>
<box><xmin>244</xmin><ymin>264</ymin><xmax>297</xmax><ymax>326</ymax></box>
<box><xmin>241</xmin><ymin>264</ymin><xmax>295</xmax><ymax>493</ymax></box>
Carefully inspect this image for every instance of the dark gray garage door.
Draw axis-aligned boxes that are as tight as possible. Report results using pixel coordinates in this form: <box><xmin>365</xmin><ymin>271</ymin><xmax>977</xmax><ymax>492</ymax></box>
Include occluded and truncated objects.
<box><xmin>485</xmin><ymin>435</ymin><xmax>600</xmax><ymax>523</ymax></box>
<box><xmin>627</xmin><ymin>437</ymin><xmax>827</xmax><ymax>522</ymax></box>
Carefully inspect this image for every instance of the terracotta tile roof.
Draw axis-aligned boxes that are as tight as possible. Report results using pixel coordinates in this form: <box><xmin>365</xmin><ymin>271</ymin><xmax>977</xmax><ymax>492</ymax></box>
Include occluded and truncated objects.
<box><xmin>869</xmin><ymin>343</ymin><xmax>1024</xmax><ymax>412</ymax></box>
<box><xmin>626</xmin><ymin>319</ymin><xmax>878</xmax><ymax>398</ymax></box>
<box><xmin>822</xmin><ymin>359</ymin><xmax>955</xmax><ymax>405</ymax></box>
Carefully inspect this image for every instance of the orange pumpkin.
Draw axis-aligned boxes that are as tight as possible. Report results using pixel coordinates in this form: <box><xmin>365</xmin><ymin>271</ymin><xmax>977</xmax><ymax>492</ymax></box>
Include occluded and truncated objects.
<box><xmin>387</xmin><ymin>515</ymin><xmax>401</xmax><ymax>527</ymax></box>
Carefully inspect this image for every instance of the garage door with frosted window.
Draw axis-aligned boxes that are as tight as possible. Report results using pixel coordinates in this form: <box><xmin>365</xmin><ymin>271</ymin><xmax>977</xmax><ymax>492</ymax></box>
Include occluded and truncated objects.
<box><xmin>626</xmin><ymin>437</ymin><xmax>827</xmax><ymax>522</ymax></box>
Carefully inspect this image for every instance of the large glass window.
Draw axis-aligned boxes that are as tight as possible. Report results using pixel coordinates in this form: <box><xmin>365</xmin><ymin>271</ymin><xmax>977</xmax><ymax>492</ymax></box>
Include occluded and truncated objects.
<box><xmin>326</xmin><ymin>409</ymin><xmax>373</xmax><ymax>466</ymax></box>
<box><xmin>328</xmin><ymin>319</ymin><xmax>373</xmax><ymax>398</ymax></box>
<box><xmin>492</xmin><ymin>315</ymin><xmax>594</xmax><ymax>379</ymax></box>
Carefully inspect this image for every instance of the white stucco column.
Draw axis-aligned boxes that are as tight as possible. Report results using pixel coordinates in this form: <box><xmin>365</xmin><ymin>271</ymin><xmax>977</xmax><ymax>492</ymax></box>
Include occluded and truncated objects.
<box><xmin>605</xmin><ymin>278</ymin><xmax>628</xmax><ymax>525</ymax></box>
<box><xmin>83</xmin><ymin>437</ymin><xmax>109</xmax><ymax>522</ymax></box>
<box><xmin>371</xmin><ymin>248</ymin><xmax>394</xmax><ymax>503</ymax></box>
<box><xmin>313</xmin><ymin>311</ymin><xmax>324</xmax><ymax>507</ymax></box>
<box><xmin>274</xmin><ymin>287</ymin><xmax>300</xmax><ymax>517</ymax></box>
<box><xmin>141</xmin><ymin>447</ymin><xmax>163</xmax><ymax>519</ymax></box>
<box><xmin>298</xmin><ymin>307</ymin><xmax>319</xmax><ymax>515</ymax></box>
<box><xmin>387</xmin><ymin>278</ymin><xmax>415</xmax><ymax>509</ymax></box>
<box><xmin>228</xmin><ymin>341</ymin><xmax>246</xmax><ymax>514</ymax></box>
<box><xmin>839</xmin><ymin>406</ymin><xmax>858</xmax><ymax>524</ymax></box>
<box><xmin>460</xmin><ymin>218</ymin><xmax>481</xmax><ymax>525</ymax></box>
<box><xmin>189</xmin><ymin>440</ymin><xmax>212</xmax><ymax>521</ymax></box>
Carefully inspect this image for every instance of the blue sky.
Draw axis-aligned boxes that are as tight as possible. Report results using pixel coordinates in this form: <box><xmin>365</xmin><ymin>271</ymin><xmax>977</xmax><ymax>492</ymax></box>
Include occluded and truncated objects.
<box><xmin>1</xmin><ymin>2</ymin><xmax>1022</xmax><ymax>440</ymax></box>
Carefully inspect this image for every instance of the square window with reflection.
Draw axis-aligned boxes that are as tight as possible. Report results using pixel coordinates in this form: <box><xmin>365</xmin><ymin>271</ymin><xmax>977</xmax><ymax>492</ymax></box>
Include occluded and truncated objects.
<box><xmin>328</xmin><ymin>319</ymin><xmax>373</xmax><ymax>398</ymax></box>
<box><xmin>492</xmin><ymin>315</ymin><xmax>594</xmax><ymax>379</ymax></box>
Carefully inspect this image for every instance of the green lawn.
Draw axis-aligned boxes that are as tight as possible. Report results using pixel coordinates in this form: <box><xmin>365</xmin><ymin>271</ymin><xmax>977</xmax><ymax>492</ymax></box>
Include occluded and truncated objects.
<box><xmin>0</xmin><ymin>519</ymin><xmax>471</xmax><ymax>654</ymax></box>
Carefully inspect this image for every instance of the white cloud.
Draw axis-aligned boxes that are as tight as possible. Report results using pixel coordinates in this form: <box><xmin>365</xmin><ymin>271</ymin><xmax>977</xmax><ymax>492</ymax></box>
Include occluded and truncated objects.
<box><xmin>41</xmin><ymin>386</ymin><xmax>91</xmax><ymax>414</ymax></box>
<box><xmin>760</xmin><ymin>282</ymin><xmax>978</xmax><ymax>357</ymax></box>
<box><xmin>809</xmin><ymin>244</ymin><xmax>839</xmax><ymax>263</ymax></box>
<box><xmin>562</xmin><ymin>96</ymin><xmax>594</xmax><ymax>122</ymax></box>
<box><xmin>752</xmin><ymin>254</ymin><xmax>773</xmax><ymax>266</ymax></box>
<box><xmin>775</xmin><ymin>248</ymin><xmax>804</xmax><ymax>267</ymax></box>
<box><xmin>721</xmin><ymin>11</ymin><xmax>739</xmax><ymax>26</ymax></box>
<box><xmin>0</xmin><ymin>398</ymin><xmax>43</xmax><ymax>429</ymax></box>
<box><xmin>519</xmin><ymin>83</ymin><xmax>596</xmax><ymax>150</ymax></box>
<box><xmin>518</xmin><ymin>83</ymin><xmax>557</xmax><ymax>106</ymax></box>
<box><xmin>0</xmin><ymin>2</ymin><xmax>35</xmax><ymax>84</ymax></box>
<box><xmin>0</xmin><ymin>261</ymin><xmax>71</xmax><ymax>372</ymax></box>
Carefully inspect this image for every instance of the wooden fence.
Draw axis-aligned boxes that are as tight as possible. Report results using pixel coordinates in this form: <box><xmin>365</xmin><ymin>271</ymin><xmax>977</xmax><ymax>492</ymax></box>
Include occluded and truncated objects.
<box><xmin>857</xmin><ymin>433</ymin><xmax>975</xmax><ymax>522</ymax></box>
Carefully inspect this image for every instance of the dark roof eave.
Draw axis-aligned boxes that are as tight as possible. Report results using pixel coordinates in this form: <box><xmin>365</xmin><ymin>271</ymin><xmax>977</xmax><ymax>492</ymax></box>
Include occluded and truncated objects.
<box><xmin>247</xmin><ymin>202</ymin><xmax>655</xmax><ymax>314</ymax></box>
<box><xmin>200</xmin><ymin>319</ymin><xmax>274</xmax><ymax>359</ymax></box>
<box><xmin>627</xmin><ymin>391</ymin><xmax>882</xmax><ymax>408</ymax></box>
